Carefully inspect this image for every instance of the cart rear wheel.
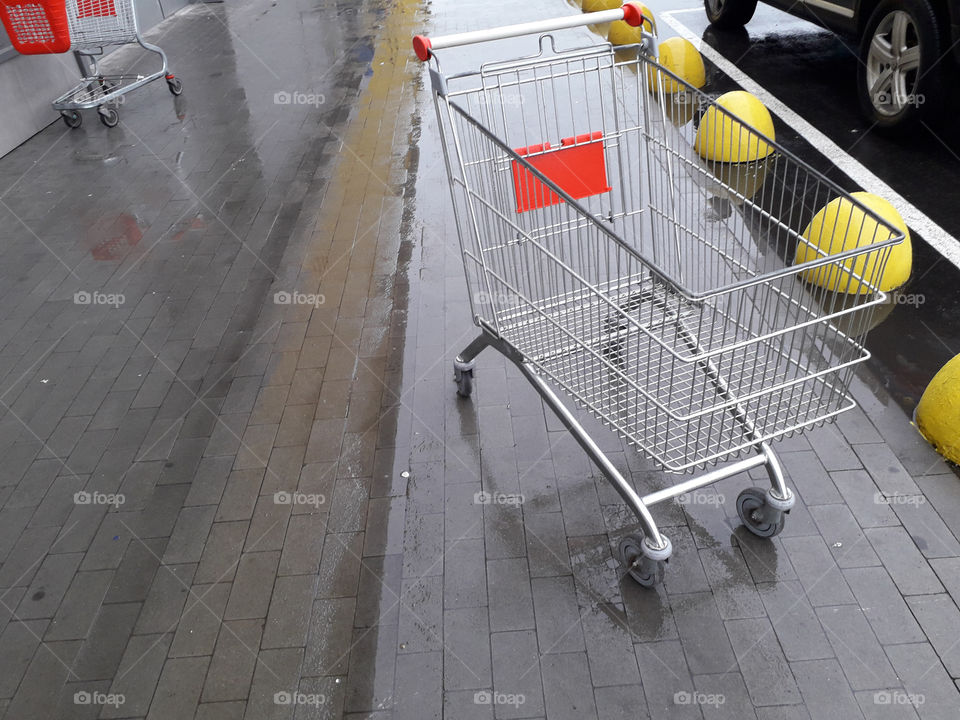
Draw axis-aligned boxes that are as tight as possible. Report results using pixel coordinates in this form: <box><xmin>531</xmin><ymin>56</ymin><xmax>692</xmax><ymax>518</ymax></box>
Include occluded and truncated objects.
<box><xmin>736</xmin><ymin>487</ymin><xmax>785</xmax><ymax>538</ymax></box>
<box><xmin>454</xmin><ymin>367</ymin><xmax>473</xmax><ymax>397</ymax></box>
<box><xmin>61</xmin><ymin>111</ymin><xmax>82</xmax><ymax>129</ymax></box>
<box><xmin>167</xmin><ymin>77</ymin><xmax>183</xmax><ymax>96</ymax></box>
<box><xmin>619</xmin><ymin>534</ymin><xmax>665</xmax><ymax>587</ymax></box>
<box><xmin>98</xmin><ymin>108</ymin><xmax>119</xmax><ymax>128</ymax></box>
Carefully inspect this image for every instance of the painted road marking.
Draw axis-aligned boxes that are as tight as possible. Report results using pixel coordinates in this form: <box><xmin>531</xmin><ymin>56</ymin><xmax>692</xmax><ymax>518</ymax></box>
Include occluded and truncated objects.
<box><xmin>662</xmin><ymin>9</ymin><xmax>960</xmax><ymax>271</ymax></box>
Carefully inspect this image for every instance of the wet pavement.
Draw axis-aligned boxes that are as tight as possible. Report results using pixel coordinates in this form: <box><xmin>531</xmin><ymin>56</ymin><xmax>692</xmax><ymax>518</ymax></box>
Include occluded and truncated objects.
<box><xmin>0</xmin><ymin>0</ymin><xmax>958</xmax><ymax>719</ymax></box>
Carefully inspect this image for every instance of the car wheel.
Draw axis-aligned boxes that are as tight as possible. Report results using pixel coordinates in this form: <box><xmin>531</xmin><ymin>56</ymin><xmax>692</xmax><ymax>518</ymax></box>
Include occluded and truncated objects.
<box><xmin>704</xmin><ymin>0</ymin><xmax>758</xmax><ymax>29</ymax></box>
<box><xmin>857</xmin><ymin>0</ymin><xmax>941</xmax><ymax>130</ymax></box>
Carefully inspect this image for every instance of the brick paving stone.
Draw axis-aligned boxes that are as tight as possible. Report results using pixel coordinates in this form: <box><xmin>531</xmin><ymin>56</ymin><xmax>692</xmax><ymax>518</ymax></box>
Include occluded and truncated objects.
<box><xmin>164</xmin><ymin>504</ymin><xmax>217</xmax><ymax>564</ymax></box>
<box><xmin>224</xmin><ymin>551</ymin><xmax>280</xmax><ymax>620</ymax></box>
<box><xmin>262</xmin><ymin>574</ymin><xmax>317</xmax><ymax>649</ymax></box>
<box><xmin>593</xmin><ymin>684</ymin><xmax>649</xmax><ymax>720</ymax></box>
<box><xmin>815</xmin><ymin>605</ymin><xmax>899</xmax><ymax>690</ymax></box>
<box><xmin>808</xmin><ymin>504</ymin><xmax>881</xmax><ymax>569</ymax></box>
<box><xmin>541</xmin><ymin>652</ymin><xmax>598</xmax><ymax>720</ymax></box>
<box><xmin>904</xmin><ymin>594</ymin><xmax>960</xmax><ymax>678</ymax></box>
<box><xmin>830</xmin><ymin>470</ymin><xmax>900</xmax><ymax>528</ymax></box>
<box><xmin>781</xmin><ymin>535</ymin><xmax>856</xmax><ymax>607</ymax></box>
<box><xmin>3</xmin><ymin>639</ymin><xmax>80</xmax><ymax>720</ymax></box>
<box><xmin>884</xmin><ymin>643</ymin><xmax>960</xmax><ymax>720</ymax></box>
<box><xmin>169</xmin><ymin>582</ymin><xmax>232</xmax><ymax>658</ymax></box>
<box><xmin>692</xmin><ymin>672</ymin><xmax>758</xmax><ymax>720</ymax></box>
<box><xmin>756</xmin><ymin>581</ymin><xmax>833</xmax><ymax>661</ymax></box>
<box><xmin>726</xmin><ymin>617</ymin><xmax>802</xmax><ymax>706</ymax></box>
<box><xmin>888</xmin><ymin>497</ymin><xmax>960</xmax><ymax>559</ymax></box>
<box><xmin>853</xmin><ymin>444</ymin><xmax>922</xmax><ymax>497</ymax></box>
<box><xmin>634</xmin><ymin>640</ymin><xmax>700</xmax><ymax>720</ymax></box>
<box><xmin>489</xmin><ymin>629</ymin><xmax>546</xmax><ymax>719</ymax></box>
<box><xmin>531</xmin><ymin>576</ymin><xmax>586</xmax><ymax>654</ymax></box>
<box><xmin>781</xmin><ymin>451</ymin><xmax>843</xmax><ymax>505</ymax></box>
<box><xmin>44</xmin><ymin>569</ymin><xmax>112</xmax><ymax>641</ymax></box>
<box><xmin>202</xmin><ymin>619</ymin><xmax>264</xmax><ymax>703</ymax></box>
<box><xmin>699</xmin><ymin>547</ymin><xmax>766</xmax><ymax>619</ymax></box>
<box><xmin>864</xmin><ymin>527</ymin><xmax>944</xmax><ymax>596</ymax></box>
<box><xmin>135</xmin><ymin>562</ymin><xmax>196</xmax><ymax>634</ymax></box>
<box><xmin>244</xmin><ymin>647</ymin><xmax>304</xmax><ymax>720</ymax></box>
<box><xmin>842</xmin><ymin>566</ymin><xmax>926</xmax><ymax>645</ymax></box>
<box><xmin>15</xmin><ymin>551</ymin><xmax>83</xmax><ymax>619</ymax></box>
<box><xmin>581</xmin><ymin>602</ymin><xmax>642</xmax><ymax>688</ymax></box>
<box><xmin>71</xmin><ymin>602</ymin><xmax>140</xmax><ymax>681</ymax></box>
<box><xmin>444</xmin><ymin>607</ymin><xmax>492</xmax><ymax>691</ymax></box>
<box><xmin>304</xmin><ymin>597</ymin><xmax>357</xmax><ymax>677</ymax></box>
<box><xmin>487</xmin><ymin>558</ymin><xmax>535</xmax><ymax>633</ymax></box>
<box><xmin>671</xmin><ymin>592</ymin><xmax>737</xmax><ymax>675</ymax></box>
<box><xmin>196</xmin><ymin>521</ymin><xmax>249</xmax><ymax>584</ymax></box>
<box><xmin>0</xmin><ymin>619</ymin><xmax>47</xmax><ymax>698</ymax></box>
<box><xmin>792</xmin><ymin>658</ymin><xmax>863</xmax><ymax>720</ymax></box>
<box><xmin>146</xmin><ymin>655</ymin><xmax>209</xmax><ymax>720</ymax></box>
<box><xmin>524</xmin><ymin>512</ymin><xmax>572</xmax><ymax>578</ymax></box>
<box><xmin>101</xmin><ymin>633</ymin><xmax>172</xmax><ymax>718</ymax></box>
<box><xmin>393</xmin><ymin>651</ymin><xmax>442</xmax><ymax>720</ymax></box>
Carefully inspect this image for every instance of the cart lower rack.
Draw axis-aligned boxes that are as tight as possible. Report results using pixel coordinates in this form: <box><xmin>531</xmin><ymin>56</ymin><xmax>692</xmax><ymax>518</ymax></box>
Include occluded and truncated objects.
<box><xmin>413</xmin><ymin>3</ymin><xmax>902</xmax><ymax>585</ymax></box>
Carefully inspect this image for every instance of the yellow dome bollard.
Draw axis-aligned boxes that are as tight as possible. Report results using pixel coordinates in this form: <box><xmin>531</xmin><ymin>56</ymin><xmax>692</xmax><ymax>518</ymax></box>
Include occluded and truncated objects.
<box><xmin>916</xmin><ymin>354</ymin><xmax>960</xmax><ymax>465</ymax></box>
<box><xmin>646</xmin><ymin>37</ymin><xmax>705</xmax><ymax>93</ymax></box>
<box><xmin>583</xmin><ymin>0</ymin><xmax>622</xmax><ymax>11</ymax></box>
<box><xmin>695</xmin><ymin>91</ymin><xmax>774</xmax><ymax>162</ymax></box>
<box><xmin>608</xmin><ymin>4</ymin><xmax>656</xmax><ymax>44</ymax></box>
<box><xmin>794</xmin><ymin>191</ymin><xmax>912</xmax><ymax>293</ymax></box>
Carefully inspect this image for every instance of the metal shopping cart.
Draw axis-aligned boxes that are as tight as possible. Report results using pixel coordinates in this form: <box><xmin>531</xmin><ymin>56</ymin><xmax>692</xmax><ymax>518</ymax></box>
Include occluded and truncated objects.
<box><xmin>0</xmin><ymin>0</ymin><xmax>181</xmax><ymax>128</ymax></box>
<box><xmin>413</xmin><ymin>3</ymin><xmax>903</xmax><ymax>586</ymax></box>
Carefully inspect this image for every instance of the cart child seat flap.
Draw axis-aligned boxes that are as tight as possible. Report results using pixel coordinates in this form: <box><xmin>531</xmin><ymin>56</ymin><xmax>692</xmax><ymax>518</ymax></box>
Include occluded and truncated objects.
<box><xmin>511</xmin><ymin>131</ymin><xmax>611</xmax><ymax>213</ymax></box>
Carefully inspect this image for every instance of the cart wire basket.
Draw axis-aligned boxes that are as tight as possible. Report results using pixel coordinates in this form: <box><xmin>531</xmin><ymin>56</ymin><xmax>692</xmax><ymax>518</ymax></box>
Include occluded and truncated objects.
<box><xmin>412</xmin><ymin>3</ymin><xmax>903</xmax><ymax>586</ymax></box>
<box><xmin>54</xmin><ymin>0</ymin><xmax>182</xmax><ymax>128</ymax></box>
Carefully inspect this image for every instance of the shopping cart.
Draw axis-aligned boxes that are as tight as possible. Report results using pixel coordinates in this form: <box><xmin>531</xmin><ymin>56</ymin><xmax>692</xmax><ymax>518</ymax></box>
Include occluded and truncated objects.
<box><xmin>413</xmin><ymin>3</ymin><xmax>903</xmax><ymax>586</ymax></box>
<box><xmin>0</xmin><ymin>0</ymin><xmax>181</xmax><ymax>128</ymax></box>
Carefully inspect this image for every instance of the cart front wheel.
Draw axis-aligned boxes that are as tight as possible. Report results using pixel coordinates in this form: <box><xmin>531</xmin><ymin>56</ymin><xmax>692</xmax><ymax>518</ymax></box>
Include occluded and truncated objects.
<box><xmin>167</xmin><ymin>77</ymin><xmax>183</xmax><ymax>96</ymax></box>
<box><xmin>736</xmin><ymin>487</ymin><xmax>785</xmax><ymax>538</ymax></box>
<box><xmin>61</xmin><ymin>111</ymin><xmax>82</xmax><ymax>129</ymax></box>
<box><xmin>619</xmin><ymin>534</ymin><xmax>665</xmax><ymax>587</ymax></box>
<box><xmin>454</xmin><ymin>367</ymin><xmax>473</xmax><ymax>397</ymax></box>
<box><xmin>98</xmin><ymin>108</ymin><xmax>119</xmax><ymax>128</ymax></box>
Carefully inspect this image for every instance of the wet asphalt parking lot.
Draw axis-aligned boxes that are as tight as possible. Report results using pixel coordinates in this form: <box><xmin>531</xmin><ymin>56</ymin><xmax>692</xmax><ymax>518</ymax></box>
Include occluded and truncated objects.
<box><xmin>0</xmin><ymin>0</ymin><xmax>958</xmax><ymax>718</ymax></box>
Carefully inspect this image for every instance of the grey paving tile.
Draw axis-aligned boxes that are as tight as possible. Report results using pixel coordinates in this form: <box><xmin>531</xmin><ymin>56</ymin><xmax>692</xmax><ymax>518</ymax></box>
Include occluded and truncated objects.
<box><xmin>692</xmin><ymin>672</ymin><xmax>758</xmax><ymax>720</ymax></box>
<box><xmin>531</xmin><ymin>576</ymin><xmax>585</xmax><ymax>654</ymax></box>
<box><xmin>888</xmin><ymin>496</ymin><xmax>960</xmax><ymax>559</ymax></box>
<box><xmin>663</xmin><ymin>526</ymin><xmax>711</xmax><ymax>596</ymax></box>
<box><xmin>781</xmin><ymin>450</ymin><xmax>842</xmax><ymax>505</ymax></box>
<box><xmin>444</xmin><ymin>606</ymin><xmax>492</xmax><ymax>691</ymax></box>
<box><xmin>146</xmin><ymin>655</ymin><xmax>209</xmax><ymax>720</ymax></box>
<box><xmin>671</xmin><ymin>592</ymin><xmax>737</xmax><ymax>676</ymax></box>
<box><xmin>354</xmin><ymin>553</ymin><xmax>401</xmax><ymax>628</ymax></box>
<box><xmin>244</xmin><ymin>647</ymin><xmax>304</xmax><ymax>720</ymax></box>
<box><xmin>864</xmin><ymin>527</ymin><xmax>943</xmax><ymax>596</ymax></box>
<box><xmin>622</xmin><ymin>582</ymin><xmax>679</xmax><ymax>642</ymax></box>
<box><xmin>71</xmin><ymin>602</ymin><xmax>140</xmax><ymax>681</ymax></box>
<box><xmin>490</xmin><ymin>629</ymin><xmax>546</xmax><ymax>719</ymax></box>
<box><xmin>279</xmin><ymin>511</ymin><xmax>327</xmax><ymax>576</ymax></box>
<box><xmin>914</xmin><ymin>474</ymin><xmax>960</xmax><ymax>544</ymax></box>
<box><xmin>781</xmin><ymin>535</ymin><xmax>856</xmax><ymax>607</ymax></box>
<box><xmin>853</xmin><ymin>444</ymin><xmax>922</xmax><ymax>497</ymax></box>
<box><xmin>581</xmin><ymin>602</ymin><xmax>641</xmax><ymax>688</ymax></box>
<box><xmin>3</xmin><ymin>639</ymin><xmax>80</xmax><ymax>720</ymax></box>
<box><xmin>726</xmin><ymin>617</ymin><xmax>802</xmax><ymax>706</ymax></box>
<box><xmin>224</xmin><ymin>551</ymin><xmax>280</xmax><ymax>620</ymax></box>
<box><xmin>699</xmin><ymin>547</ymin><xmax>766</xmax><ymax>619</ymax></box>
<box><xmin>524</xmin><ymin>512</ymin><xmax>571</xmax><ymax>578</ymax></box>
<box><xmin>262</xmin><ymin>574</ymin><xmax>316</xmax><ymax>649</ymax></box>
<box><xmin>397</xmin><ymin>574</ymin><xmax>443</xmax><ymax>656</ymax></box>
<box><xmin>444</xmin><ymin>537</ymin><xmax>487</xmax><ymax>610</ymax></box>
<box><xmin>101</xmin><ymin>633</ymin><xmax>172</xmax><ymax>718</ymax></box>
<box><xmin>393</xmin><ymin>651</ymin><xmax>442</xmax><ymax>720</ymax></box>
<box><xmin>343</xmin><ymin>623</ymin><xmax>394</xmax><ymax>714</ymax></box>
<box><xmin>808</xmin><ymin>504</ymin><xmax>881</xmax><ymax>569</ymax></box>
<box><xmin>791</xmin><ymin>658</ymin><xmax>863</xmax><ymax>720</ymax></box>
<box><xmin>196</xmin><ymin>521</ymin><xmax>249</xmax><ymax>584</ymax></box>
<box><xmin>904</xmin><ymin>594</ymin><xmax>960</xmax><ymax>678</ymax></box>
<box><xmin>135</xmin><ymin>562</ymin><xmax>196</xmax><ymax>634</ymax></box>
<box><xmin>163</xmin><ymin>504</ymin><xmax>217</xmax><ymax>564</ymax></box>
<box><xmin>316</xmin><ymin>531</ymin><xmax>363</xmax><ymax>599</ymax></box>
<box><xmin>756</xmin><ymin>581</ymin><xmax>833</xmax><ymax>662</ymax></box>
<box><xmin>169</xmin><ymin>582</ymin><xmax>232</xmax><ymax>658</ymax></box>
<box><xmin>402</xmin><ymin>509</ymin><xmax>443</xmax><ymax>579</ymax></box>
<box><xmin>202</xmin><ymin>619</ymin><xmax>264</xmax><ymax>702</ymax></box>
<box><xmin>215</xmin><ymin>469</ymin><xmax>264</xmax><ymax>522</ymax></box>
<box><xmin>540</xmin><ymin>652</ymin><xmax>598</xmax><ymax>720</ymax></box>
<box><xmin>854</xmin><ymin>689</ymin><xmax>921</xmax><ymax>720</ymax></box>
<box><xmin>830</xmin><ymin>470</ymin><xmax>899</xmax><ymax>528</ymax></box>
<box><xmin>487</xmin><ymin>558</ymin><xmax>535</xmax><ymax>633</ymax></box>
<box><xmin>15</xmin><ymin>551</ymin><xmax>83</xmax><ymax>619</ymax></box>
<box><xmin>444</xmin><ymin>689</ymin><xmax>495</xmax><ymax>720</ymax></box>
<box><xmin>594</xmin><ymin>684</ymin><xmax>648</xmax><ymax>720</ymax></box>
<box><xmin>816</xmin><ymin>605</ymin><xmax>899</xmax><ymax>691</ymax></box>
<box><xmin>44</xmin><ymin>569</ymin><xmax>112</xmax><ymax>641</ymax></box>
<box><xmin>634</xmin><ymin>640</ymin><xmax>700</xmax><ymax>720</ymax></box>
<box><xmin>0</xmin><ymin>619</ymin><xmax>47</xmax><ymax>698</ymax></box>
<box><xmin>303</xmin><ymin>597</ymin><xmax>356</xmax><ymax>677</ymax></box>
<box><xmin>195</xmin><ymin>700</ymin><xmax>248</xmax><ymax>720</ymax></box>
<box><xmin>842</xmin><ymin>566</ymin><xmax>926</xmax><ymax>645</ymax></box>
<box><xmin>884</xmin><ymin>642</ymin><xmax>960</xmax><ymax>720</ymax></box>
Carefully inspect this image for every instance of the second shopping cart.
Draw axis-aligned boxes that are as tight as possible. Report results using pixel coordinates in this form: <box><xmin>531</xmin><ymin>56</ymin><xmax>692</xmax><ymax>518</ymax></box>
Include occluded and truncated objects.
<box><xmin>413</xmin><ymin>3</ymin><xmax>903</xmax><ymax>585</ymax></box>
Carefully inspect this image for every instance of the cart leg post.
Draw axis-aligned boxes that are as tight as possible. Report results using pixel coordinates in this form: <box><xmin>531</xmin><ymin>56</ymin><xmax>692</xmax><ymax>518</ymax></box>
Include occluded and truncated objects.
<box><xmin>514</xmin><ymin>360</ymin><xmax>671</xmax><ymax>562</ymax></box>
<box><xmin>453</xmin><ymin>334</ymin><xmax>489</xmax><ymax>397</ymax></box>
<box><xmin>759</xmin><ymin>442</ymin><xmax>794</xmax><ymax>524</ymax></box>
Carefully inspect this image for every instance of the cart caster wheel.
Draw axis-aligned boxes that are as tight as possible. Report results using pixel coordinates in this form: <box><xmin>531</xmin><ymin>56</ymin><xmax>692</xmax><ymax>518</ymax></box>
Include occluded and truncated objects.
<box><xmin>618</xmin><ymin>534</ymin><xmax>665</xmax><ymax>587</ymax></box>
<box><xmin>736</xmin><ymin>487</ymin><xmax>786</xmax><ymax>538</ymax></box>
<box><xmin>98</xmin><ymin>108</ymin><xmax>119</xmax><ymax>128</ymax></box>
<box><xmin>61</xmin><ymin>111</ymin><xmax>82</xmax><ymax>129</ymax></box>
<box><xmin>454</xmin><ymin>367</ymin><xmax>473</xmax><ymax>397</ymax></box>
<box><xmin>167</xmin><ymin>77</ymin><xmax>183</xmax><ymax>96</ymax></box>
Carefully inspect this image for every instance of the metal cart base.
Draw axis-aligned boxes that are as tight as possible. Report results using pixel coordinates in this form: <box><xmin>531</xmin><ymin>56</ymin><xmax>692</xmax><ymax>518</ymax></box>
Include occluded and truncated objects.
<box><xmin>453</xmin><ymin>324</ymin><xmax>795</xmax><ymax>586</ymax></box>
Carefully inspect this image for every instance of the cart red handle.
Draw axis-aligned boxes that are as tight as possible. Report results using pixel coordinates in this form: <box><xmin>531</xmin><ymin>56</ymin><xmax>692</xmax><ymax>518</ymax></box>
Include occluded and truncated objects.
<box><xmin>412</xmin><ymin>2</ymin><xmax>645</xmax><ymax>61</ymax></box>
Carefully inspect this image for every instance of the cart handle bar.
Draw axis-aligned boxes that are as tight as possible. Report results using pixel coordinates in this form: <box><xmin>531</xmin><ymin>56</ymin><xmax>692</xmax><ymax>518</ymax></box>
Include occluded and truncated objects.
<box><xmin>413</xmin><ymin>2</ymin><xmax>645</xmax><ymax>61</ymax></box>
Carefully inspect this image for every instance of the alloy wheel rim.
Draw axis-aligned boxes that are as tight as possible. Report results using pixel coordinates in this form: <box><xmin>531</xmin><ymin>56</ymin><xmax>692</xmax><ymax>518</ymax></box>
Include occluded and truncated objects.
<box><xmin>866</xmin><ymin>10</ymin><xmax>922</xmax><ymax>117</ymax></box>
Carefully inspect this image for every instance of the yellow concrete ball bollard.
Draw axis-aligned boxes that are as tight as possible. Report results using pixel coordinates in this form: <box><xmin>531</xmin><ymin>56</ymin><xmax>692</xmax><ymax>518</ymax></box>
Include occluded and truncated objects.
<box><xmin>608</xmin><ymin>5</ymin><xmax>656</xmax><ymax>44</ymax></box>
<box><xmin>583</xmin><ymin>0</ymin><xmax>622</xmax><ymax>11</ymax></box>
<box><xmin>646</xmin><ymin>37</ymin><xmax>705</xmax><ymax>94</ymax></box>
<box><xmin>794</xmin><ymin>191</ymin><xmax>912</xmax><ymax>293</ymax></box>
<box><xmin>916</xmin><ymin>354</ymin><xmax>960</xmax><ymax>465</ymax></box>
<box><xmin>695</xmin><ymin>90</ymin><xmax>774</xmax><ymax>162</ymax></box>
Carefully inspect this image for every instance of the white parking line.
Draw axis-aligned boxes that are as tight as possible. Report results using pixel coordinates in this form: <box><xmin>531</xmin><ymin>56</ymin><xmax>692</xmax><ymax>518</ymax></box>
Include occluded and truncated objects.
<box><xmin>662</xmin><ymin>9</ymin><xmax>960</xmax><ymax>271</ymax></box>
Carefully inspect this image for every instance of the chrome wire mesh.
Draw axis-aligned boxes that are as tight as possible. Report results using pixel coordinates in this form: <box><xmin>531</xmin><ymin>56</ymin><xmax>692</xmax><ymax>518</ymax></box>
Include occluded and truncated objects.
<box><xmin>434</xmin><ymin>41</ymin><xmax>902</xmax><ymax>472</ymax></box>
<box><xmin>66</xmin><ymin>0</ymin><xmax>138</xmax><ymax>49</ymax></box>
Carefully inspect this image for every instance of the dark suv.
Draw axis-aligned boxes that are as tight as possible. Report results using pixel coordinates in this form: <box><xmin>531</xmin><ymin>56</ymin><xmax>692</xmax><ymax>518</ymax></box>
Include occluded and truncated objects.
<box><xmin>705</xmin><ymin>0</ymin><xmax>959</xmax><ymax>129</ymax></box>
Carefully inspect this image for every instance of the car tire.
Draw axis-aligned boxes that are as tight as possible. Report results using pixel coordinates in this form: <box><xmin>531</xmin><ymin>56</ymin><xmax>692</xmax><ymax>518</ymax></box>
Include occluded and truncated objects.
<box><xmin>857</xmin><ymin>0</ymin><xmax>942</xmax><ymax>131</ymax></box>
<box><xmin>705</xmin><ymin>0</ymin><xmax>758</xmax><ymax>29</ymax></box>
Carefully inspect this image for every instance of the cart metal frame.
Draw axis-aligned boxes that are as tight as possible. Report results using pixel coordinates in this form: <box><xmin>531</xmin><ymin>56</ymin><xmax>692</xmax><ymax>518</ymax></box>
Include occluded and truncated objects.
<box><xmin>54</xmin><ymin>0</ymin><xmax>181</xmax><ymax>128</ymax></box>
<box><xmin>413</xmin><ymin>3</ymin><xmax>902</xmax><ymax>585</ymax></box>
